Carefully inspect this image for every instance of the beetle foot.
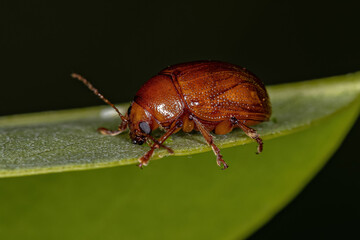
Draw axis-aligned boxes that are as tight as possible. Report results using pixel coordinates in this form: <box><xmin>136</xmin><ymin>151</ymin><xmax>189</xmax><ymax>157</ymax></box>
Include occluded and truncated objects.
<box><xmin>138</xmin><ymin>148</ymin><xmax>155</xmax><ymax>168</ymax></box>
<box><xmin>97</xmin><ymin>127</ymin><xmax>123</xmax><ymax>136</ymax></box>
<box><xmin>138</xmin><ymin>158</ymin><xmax>148</xmax><ymax>169</ymax></box>
<box><xmin>216</xmin><ymin>156</ymin><xmax>229</xmax><ymax>170</ymax></box>
<box><xmin>138</xmin><ymin>161</ymin><xmax>147</xmax><ymax>169</ymax></box>
<box><xmin>235</xmin><ymin>121</ymin><xmax>264</xmax><ymax>154</ymax></box>
<box><xmin>255</xmin><ymin>137</ymin><xmax>263</xmax><ymax>154</ymax></box>
<box><xmin>221</xmin><ymin>163</ymin><xmax>229</xmax><ymax>170</ymax></box>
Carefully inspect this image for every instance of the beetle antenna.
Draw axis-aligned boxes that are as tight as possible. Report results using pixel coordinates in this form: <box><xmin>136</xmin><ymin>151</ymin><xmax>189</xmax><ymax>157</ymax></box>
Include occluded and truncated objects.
<box><xmin>71</xmin><ymin>73</ymin><xmax>127</xmax><ymax>123</ymax></box>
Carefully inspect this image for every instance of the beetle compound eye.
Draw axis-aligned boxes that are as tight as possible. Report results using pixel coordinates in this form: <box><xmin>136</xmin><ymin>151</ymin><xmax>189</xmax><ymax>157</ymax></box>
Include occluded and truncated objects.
<box><xmin>139</xmin><ymin>121</ymin><xmax>151</xmax><ymax>134</ymax></box>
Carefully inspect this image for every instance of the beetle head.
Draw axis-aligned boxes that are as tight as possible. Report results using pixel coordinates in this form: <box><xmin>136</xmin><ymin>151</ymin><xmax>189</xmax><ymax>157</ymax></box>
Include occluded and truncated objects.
<box><xmin>127</xmin><ymin>102</ymin><xmax>155</xmax><ymax>145</ymax></box>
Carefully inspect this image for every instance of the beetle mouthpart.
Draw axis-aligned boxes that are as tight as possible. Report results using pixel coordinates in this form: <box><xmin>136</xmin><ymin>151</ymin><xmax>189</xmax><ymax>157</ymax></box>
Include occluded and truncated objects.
<box><xmin>132</xmin><ymin>136</ymin><xmax>146</xmax><ymax>145</ymax></box>
<box><xmin>132</xmin><ymin>139</ymin><xmax>144</xmax><ymax>145</ymax></box>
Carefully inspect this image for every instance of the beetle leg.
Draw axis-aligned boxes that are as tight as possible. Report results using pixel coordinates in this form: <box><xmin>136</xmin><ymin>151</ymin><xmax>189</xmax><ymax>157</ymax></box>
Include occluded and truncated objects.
<box><xmin>192</xmin><ymin>117</ymin><xmax>228</xmax><ymax>170</ymax></box>
<box><xmin>231</xmin><ymin>118</ymin><xmax>263</xmax><ymax>154</ymax></box>
<box><xmin>138</xmin><ymin>121</ymin><xmax>182</xmax><ymax>168</ymax></box>
<box><xmin>97</xmin><ymin>121</ymin><xmax>128</xmax><ymax>136</ymax></box>
<box><xmin>147</xmin><ymin>135</ymin><xmax>174</xmax><ymax>154</ymax></box>
<box><xmin>98</xmin><ymin>127</ymin><xmax>123</xmax><ymax>136</ymax></box>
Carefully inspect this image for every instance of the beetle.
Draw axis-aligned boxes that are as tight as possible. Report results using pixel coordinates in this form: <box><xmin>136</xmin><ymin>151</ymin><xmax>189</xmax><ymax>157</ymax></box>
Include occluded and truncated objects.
<box><xmin>72</xmin><ymin>61</ymin><xmax>271</xmax><ymax>169</ymax></box>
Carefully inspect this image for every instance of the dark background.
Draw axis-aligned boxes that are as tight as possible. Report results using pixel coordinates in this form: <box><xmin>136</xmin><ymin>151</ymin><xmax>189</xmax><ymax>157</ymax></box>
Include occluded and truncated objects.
<box><xmin>1</xmin><ymin>1</ymin><xmax>359</xmax><ymax>239</ymax></box>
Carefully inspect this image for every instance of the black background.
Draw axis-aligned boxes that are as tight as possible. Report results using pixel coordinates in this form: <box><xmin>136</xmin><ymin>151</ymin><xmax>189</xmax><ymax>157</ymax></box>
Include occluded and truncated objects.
<box><xmin>1</xmin><ymin>1</ymin><xmax>359</xmax><ymax>239</ymax></box>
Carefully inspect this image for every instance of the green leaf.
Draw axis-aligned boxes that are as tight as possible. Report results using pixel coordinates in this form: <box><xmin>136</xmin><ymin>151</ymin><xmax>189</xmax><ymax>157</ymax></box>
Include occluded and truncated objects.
<box><xmin>0</xmin><ymin>72</ymin><xmax>359</xmax><ymax>177</ymax></box>
<box><xmin>0</xmin><ymin>72</ymin><xmax>359</xmax><ymax>239</ymax></box>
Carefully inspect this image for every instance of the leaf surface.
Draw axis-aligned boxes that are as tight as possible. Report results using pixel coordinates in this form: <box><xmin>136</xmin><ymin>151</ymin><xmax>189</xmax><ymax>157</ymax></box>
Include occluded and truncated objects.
<box><xmin>0</xmin><ymin>72</ymin><xmax>359</xmax><ymax>239</ymax></box>
<box><xmin>0</xmin><ymin>72</ymin><xmax>359</xmax><ymax>177</ymax></box>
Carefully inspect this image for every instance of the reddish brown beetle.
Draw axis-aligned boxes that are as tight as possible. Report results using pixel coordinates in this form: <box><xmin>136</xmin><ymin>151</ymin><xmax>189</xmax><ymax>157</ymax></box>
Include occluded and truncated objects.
<box><xmin>72</xmin><ymin>61</ymin><xmax>271</xmax><ymax>169</ymax></box>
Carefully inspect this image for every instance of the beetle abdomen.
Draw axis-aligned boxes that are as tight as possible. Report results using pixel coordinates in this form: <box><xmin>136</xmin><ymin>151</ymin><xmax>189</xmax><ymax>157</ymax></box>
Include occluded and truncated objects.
<box><xmin>161</xmin><ymin>61</ymin><xmax>271</xmax><ymax>122</ymax></box>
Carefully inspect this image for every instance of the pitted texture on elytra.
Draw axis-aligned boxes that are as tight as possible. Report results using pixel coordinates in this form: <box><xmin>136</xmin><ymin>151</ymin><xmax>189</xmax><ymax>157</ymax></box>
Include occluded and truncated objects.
<box><xmin>166</xmin><ymin>61</ymin><xmax>271</xmax><ymax>121</ymax></box>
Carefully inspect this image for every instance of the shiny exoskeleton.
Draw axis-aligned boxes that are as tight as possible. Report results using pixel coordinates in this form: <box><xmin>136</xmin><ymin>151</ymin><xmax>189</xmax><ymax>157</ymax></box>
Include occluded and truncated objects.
<box><xmin>72</xmin><ymin>61</ymin><xmax>271</xmax><ymax>169</ymax></box>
